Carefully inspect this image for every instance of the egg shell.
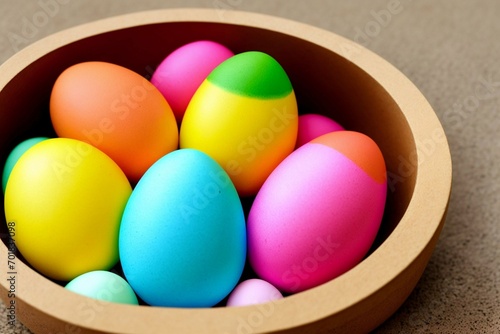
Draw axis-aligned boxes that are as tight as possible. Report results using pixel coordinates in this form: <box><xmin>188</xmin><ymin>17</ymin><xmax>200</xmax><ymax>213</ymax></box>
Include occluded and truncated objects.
<box><xmin>226</xmin><ymin>279</ymin><xmax>283</xmax><ymax>307</ymax></box>
<box><xmin>2</xmin><ymin>137</ymin><xmax>49</xmax><ymax>193</ymax></box>
<box><xmin>248</xmin><ymin>131</ymin><xmax>387</xmax><ymax>293</ymax></box>
<box><xmin>119</xmin><ymin>148</ymin><xmax>247</xmax><ymax>307</ymax></box>
<box><xmin>151</xmin><ymin>40</ymin><xmax>234</xmax><ymax>124</ymax></box>
<box><xmin>180</xmin><ymin>51</ymin><xmax>298</xmax><ymax>196</ymax></box>
<box><xmin>50</xmin><ymin>61</ymin><xmax>178</xmax><ymax>183</ymax></box>
<box><xmin>4</xmin><ymin>138</ymin><xmax>132</xmax><ymax>281</ymax></box>
<box><xmin>65</xmin><ymin>271</ymin><xmax>138</xmax><ymax>305</ymax></box>
<box><xmin>295</xmin><ymin>113</ymin><xmax>344</xmax><ymax>148</ymax></box>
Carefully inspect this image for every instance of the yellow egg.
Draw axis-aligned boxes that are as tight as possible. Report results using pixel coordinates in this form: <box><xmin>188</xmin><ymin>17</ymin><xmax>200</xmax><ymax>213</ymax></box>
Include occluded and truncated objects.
<box><xmin>180</xmin><ymin>51</ymin><xmax>298</xmax><ymax>196</ymax></box>
<box><xmin>4</xmin><ymin>138</ymin><xmax>132</xmax><ymax>281</ymax></box>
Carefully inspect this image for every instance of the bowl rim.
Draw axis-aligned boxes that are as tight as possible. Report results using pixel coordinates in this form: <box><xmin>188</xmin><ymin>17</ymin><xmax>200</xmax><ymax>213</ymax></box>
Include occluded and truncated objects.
<box><xmin>0</xmin><ymin>8</ymin><xmax>452</xmax><ymax>334</ymax></box>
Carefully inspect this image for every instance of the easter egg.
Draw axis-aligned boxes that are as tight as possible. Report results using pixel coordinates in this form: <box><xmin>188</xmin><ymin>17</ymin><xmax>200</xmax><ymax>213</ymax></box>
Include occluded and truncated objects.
<box><xmin>180</xmin><ymin>51</ymin><xmax>298</xmax><ymax>196</ymax></box>
<box><xmin>65</xmin><ymin>271</ymin><xmax>138</xmax><ymax>305</ymax></box>
<box><xmin>2</xmin><ymin>137</ymin><xmax>49</xmax><ymax>193</ymax></box>
<box><xmin>50</xmin><ymin>61</ymin><xmax>178</xmax><ymax>183</ymax></box>
<box><xmin>247</xmin><ymin>131</ymin><xmax>387</xmax><ymax>293</ymax></box>
<box><xmin>151</xmin><ymin>40</ymin><xmax>234</xmax><ymax>124</ymax></box>
<box><xmin>295</xmin><ymin>113</ymin><xmax>344</xmax><ymax>148</ymax></box>
<box><xmin>119</xmin><ymin>149</ymin><xmax>246</xmax><ymax>307</ymax></box>
<box><xmin>226</xmin><ymin>279</ymin><xmax>283</xmax><ymax>307</ymax></box>
<box><xmin>4</xmin><ymin>138</ymin><xmax>132</xmax><ymax>281</ymax></box>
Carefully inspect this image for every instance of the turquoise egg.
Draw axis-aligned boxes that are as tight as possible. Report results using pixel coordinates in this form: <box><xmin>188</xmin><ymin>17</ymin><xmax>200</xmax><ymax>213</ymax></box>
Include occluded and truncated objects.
<box><xmin>119</xmin><ymin>149</ymin><xmax>246</xmax><ymax>307</ymax></box>
<box><xmin>2</xmin><ymin>137</ymin><xmax>49</xmax><ymax>193</ymax></box>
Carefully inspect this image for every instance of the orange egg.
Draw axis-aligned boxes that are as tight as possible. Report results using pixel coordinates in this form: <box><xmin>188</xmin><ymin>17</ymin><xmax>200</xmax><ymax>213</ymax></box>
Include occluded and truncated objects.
<box><xmin>50</xmin><ymin>61</ymin><xmax>178</xmax><ymax>183</ymax></box>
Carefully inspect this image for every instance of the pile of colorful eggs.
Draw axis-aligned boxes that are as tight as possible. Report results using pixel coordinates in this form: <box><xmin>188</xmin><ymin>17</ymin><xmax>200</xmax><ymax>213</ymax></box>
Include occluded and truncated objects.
<box><xmin>2</xmin><ymin>40</ymin><xmax>387</xmax><ymax>308</ymax></box>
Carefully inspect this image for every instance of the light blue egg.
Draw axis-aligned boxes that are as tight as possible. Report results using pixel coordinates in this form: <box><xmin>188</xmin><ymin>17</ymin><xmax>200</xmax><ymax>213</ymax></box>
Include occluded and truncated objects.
<box><xmin>65</xmin><ymin>270</ymin><xmax>138</xmax><ymax>305</ymax></box>
<box><xmin>119</xmin><ymin>148</ymin><xmax>246</xmax><ymax>307</ymax></box>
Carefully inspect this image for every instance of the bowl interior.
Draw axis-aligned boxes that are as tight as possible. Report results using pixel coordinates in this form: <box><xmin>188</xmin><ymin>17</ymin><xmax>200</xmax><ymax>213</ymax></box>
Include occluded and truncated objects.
<box><xmin>0</xmin><ymin>20</ymin><xmax>416</xmax><ymax>246</ymax></box>
<box><xmin>0</xmin><ymin>12</ymin><xmax>419</xmax><ymax>333</ymax></box>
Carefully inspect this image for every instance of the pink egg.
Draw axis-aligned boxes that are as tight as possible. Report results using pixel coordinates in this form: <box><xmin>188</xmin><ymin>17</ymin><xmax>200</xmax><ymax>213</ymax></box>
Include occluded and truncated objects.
<box><xmin>151</xmin><ymin>40</ymin><xmax>234</xmax><ymax>124</ymax></box>
<box><xmin>295</xmin><ymin>113</ymin><xmax>344</xmax><ymax>148</ymax></box>
<box><xmin>226</xmin><ymin>279</ymin><xmax>283</xmax><ymax>307</ymax></box>
<box><xmin>248</xmin><ymin>131</ymin><xmax>387</xmax><ymax>293</ymax></box>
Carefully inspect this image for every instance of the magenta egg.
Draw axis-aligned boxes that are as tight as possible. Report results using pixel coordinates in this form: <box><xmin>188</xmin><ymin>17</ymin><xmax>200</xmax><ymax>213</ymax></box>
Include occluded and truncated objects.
<box><xmin>248</xmin><ymin>131</ymin><xmax>387</xmax><ymax>293</ymax></box>
<box><xmin>151</xmin><ymin>40</ymin><xmax>234</xmax><ymax>124</ymax></box>
<box><xmin>295</xmin><ymin>113</ymin><xmax>344</xmax><ymax>148</ymax></box>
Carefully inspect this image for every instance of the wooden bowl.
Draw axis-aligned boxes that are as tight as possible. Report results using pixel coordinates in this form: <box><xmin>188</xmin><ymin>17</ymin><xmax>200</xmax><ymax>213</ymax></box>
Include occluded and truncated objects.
<box><xmin>0</xmin><ymin>8</ymin><xmax>452</xmax><ymax>334</ymax></box>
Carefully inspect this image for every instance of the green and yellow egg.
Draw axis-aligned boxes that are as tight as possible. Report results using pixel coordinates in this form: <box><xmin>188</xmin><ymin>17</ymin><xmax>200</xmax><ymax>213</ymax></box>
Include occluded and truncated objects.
<box><xmin>180</xmin><ymin>51</ymin><xmax>298</xmax><ymax>196</ymax></box>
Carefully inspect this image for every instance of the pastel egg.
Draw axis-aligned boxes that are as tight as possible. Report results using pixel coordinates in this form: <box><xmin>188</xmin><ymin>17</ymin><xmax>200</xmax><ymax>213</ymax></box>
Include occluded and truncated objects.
<box><xmin>248</xmin><ymin>131</ymin><xmax>387</xmax><ymax>293</ymax></box>
<box><xmin>4</xmin><ymin>138</ymin><xmax>132</xmax><ymax>281</ymax></box>
<box><xmin>119</xmin><ymin>149</ymin><xmax>246</xmax><ymax>307</ymax></box>
<box><xmin>151</xmin><ymin>40</ymin><xmax>234</xmax><ymax>124</ymax></box>
<box><xmin>2</xmin><ymin>137</ymin><xmax>49</xmax><ymax>193</ymax></box>
<box><xmin>295</xmin><ymin>113</ymin><xmax>344</xmax><ymax>148</ymax></box>
<box><xmin>50</xmin><ymin>61</ymin><xmax>178</xmax><ymax>183</ymax></box>
<box><xmin>65</xmin><ymin>271</ymin><xmax>138</xmax><ymax>305</ymax></box>
<box><xmin>180</xmin><ymin>51</ymin><xmax>298</xmax><ymax>196</ymax></box>
<box><xmin>226</xmin><ymin>279</ymin><xmax>283</xmax><ymax>307</ymax></box>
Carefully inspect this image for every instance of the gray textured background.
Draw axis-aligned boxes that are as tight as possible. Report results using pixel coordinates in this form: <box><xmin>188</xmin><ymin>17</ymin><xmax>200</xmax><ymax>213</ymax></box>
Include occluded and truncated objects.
<box><xmin>1</xmin><ymin>1</ymin><xmax>499</xmax><ymax>333</ymax></box>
